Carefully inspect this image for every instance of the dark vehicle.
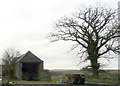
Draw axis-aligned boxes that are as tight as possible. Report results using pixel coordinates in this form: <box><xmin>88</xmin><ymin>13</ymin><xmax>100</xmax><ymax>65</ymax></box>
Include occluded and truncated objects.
<box><xmin>66</xmin><ymin>74</ymin><xmax>85</xmax><ymax>84</ymax></box>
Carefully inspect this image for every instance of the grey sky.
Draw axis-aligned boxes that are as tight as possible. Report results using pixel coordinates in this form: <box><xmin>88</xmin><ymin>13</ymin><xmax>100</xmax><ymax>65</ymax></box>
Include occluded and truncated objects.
<box><xmin>0</xmin><ymin>0</ymin><xmax>119</xmax><ymax>69</ymax></box>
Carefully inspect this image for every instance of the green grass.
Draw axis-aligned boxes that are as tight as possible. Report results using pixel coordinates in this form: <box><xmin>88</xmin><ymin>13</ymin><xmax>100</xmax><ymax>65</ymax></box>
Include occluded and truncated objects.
<box><xmin>9</xmin><ymin>79</ymin><xmax>60</xmax><ymax>84</ymax></box>
<box><xmin>86</xmin><ymin>77</ymin><xmax>118</xmax><ymax>83</ymax></box>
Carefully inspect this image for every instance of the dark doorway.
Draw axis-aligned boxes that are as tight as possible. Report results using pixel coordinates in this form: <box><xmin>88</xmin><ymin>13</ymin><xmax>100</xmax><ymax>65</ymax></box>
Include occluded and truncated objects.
<box><xmin>22</xmin><ymin>63</ymin><xmax>39</xmax><ymax>80</ymax></box>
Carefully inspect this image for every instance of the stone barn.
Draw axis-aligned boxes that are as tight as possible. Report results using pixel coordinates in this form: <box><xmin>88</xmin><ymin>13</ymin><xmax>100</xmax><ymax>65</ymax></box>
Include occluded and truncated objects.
<box><xmin>15</xmin><ymin>51</ymin><xmax>51</xmax><ymax>81</ymax></box>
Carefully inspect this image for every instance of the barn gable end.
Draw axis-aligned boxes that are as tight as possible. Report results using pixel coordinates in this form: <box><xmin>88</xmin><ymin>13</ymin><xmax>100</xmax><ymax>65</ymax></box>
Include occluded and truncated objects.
<box><xmin>14</xmin><ymin>51</ymin><xmax>51</xmax><ymax>81</ymax></box>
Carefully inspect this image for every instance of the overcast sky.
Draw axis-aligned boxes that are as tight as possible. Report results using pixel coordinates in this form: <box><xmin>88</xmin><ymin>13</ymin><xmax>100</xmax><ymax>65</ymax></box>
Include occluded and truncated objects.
<box><xmin>0</xmin><ymin>0</ymin><xmax>119</xmax><ymax>70</ymax></box>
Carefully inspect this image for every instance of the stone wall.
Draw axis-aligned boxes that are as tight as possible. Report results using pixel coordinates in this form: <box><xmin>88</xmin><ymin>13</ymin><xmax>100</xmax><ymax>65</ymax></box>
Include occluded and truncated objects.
<box><xmin>40</xmin><ymin>70</ymin><xmax>51</xmax><ymax>81</ymax></box>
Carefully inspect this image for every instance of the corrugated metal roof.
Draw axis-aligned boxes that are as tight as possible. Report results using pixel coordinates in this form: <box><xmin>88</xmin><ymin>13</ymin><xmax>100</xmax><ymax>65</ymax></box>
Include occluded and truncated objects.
<box><xmin>17</xmin><ymin>51</ymin><xmax>43</xmax><ymax>63</ymax></box>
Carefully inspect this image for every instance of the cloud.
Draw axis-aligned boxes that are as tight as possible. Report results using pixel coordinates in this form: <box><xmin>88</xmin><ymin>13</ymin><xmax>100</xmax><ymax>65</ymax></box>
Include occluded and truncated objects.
<box><xmin>44</xmin><ymin>59</ymin><xmax>78</xmax><ymax>70</ymax></box>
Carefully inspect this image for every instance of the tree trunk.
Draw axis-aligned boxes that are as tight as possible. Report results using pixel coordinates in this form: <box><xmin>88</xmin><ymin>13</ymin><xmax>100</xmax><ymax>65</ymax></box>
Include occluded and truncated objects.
<box><xmin>92</xmin><ymin>65</ymin><xmax>99</xmax><ymax>78</ymax></box>
<box><xmin>91</xmin><ymin>59</ymin><xmax>99</xmax><ymax>78</ymax></box>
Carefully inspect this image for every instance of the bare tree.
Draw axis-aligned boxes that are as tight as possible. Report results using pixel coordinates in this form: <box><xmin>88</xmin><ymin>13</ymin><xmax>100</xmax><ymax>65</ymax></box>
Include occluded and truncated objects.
<box><xmin>48</xmin><ymin>6</ymin><xmax>120</xmax><ymax>78</ymax></box>
<box><xmin>2</xmin><ymin>48</ymin><xmax>21</xmax><ymax>78</ymax></box>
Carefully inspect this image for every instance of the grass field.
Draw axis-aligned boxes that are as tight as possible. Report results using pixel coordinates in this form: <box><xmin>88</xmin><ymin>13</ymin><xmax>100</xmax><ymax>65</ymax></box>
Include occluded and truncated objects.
<box><xmin>50</xmin><ymin>69</ymin><xmax>119</xmax><ymax>83</ymax></box>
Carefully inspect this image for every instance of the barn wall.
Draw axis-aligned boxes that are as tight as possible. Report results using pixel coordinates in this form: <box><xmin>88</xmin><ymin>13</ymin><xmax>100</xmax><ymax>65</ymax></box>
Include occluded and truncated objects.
<box><xmin>15</xmin><ymin>63</ymin><xmax>22</xmax><ymax>80</ymax></box>
<box><xmin>14</xmin><ymin>62</ymin><xmax>51</xmax><ymax>81</ymax></box>
<box><xmin>38</xmin><ymin>62</ymin><xmax>43</xmax><ymax>80</ymax></box>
